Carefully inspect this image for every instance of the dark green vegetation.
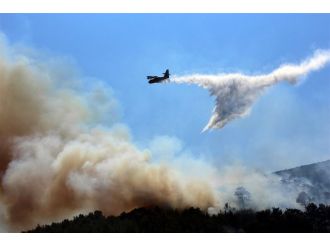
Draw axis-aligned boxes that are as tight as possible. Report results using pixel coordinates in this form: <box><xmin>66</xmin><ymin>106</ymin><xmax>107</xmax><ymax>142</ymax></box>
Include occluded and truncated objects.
<box><xmin>27</xmin><ymin>203</ymin><xmax>330</xmax><ymax>233</ymax></box>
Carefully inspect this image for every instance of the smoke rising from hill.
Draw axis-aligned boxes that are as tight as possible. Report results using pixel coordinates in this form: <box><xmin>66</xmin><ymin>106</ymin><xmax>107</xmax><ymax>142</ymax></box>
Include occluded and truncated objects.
<box><xmin>172</xmin><ymin>50</ymin><xmax>330</xmax><ymax>131</ymax></box>
<box><xmin>0</xmin><ymin>37</ymin><xmax>216</xmax><ymax>231</ymax></box>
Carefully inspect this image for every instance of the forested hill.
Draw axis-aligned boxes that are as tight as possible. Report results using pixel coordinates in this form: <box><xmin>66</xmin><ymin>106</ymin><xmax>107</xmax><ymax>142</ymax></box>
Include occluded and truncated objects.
<box><xmin>27</xmin><ymin>204</ymin><xmax>330</xmax><ymax>233</ymax></box>
<box><xmin>275</xmin><ymin>159</ymin><xmax>330</xmax><ymax>186</ymax></box>
<box><xmin>274</xmin><ymin>160</ymin><xmax>330</xmax><ymax>205</ymax></box>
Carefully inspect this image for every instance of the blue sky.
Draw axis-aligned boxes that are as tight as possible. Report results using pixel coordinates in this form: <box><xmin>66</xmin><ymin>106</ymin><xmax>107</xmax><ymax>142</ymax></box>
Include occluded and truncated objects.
<box><xmin>0</xmin><ymin>14</ymin><xmax>329</xmax><ymax>171</ymax></box>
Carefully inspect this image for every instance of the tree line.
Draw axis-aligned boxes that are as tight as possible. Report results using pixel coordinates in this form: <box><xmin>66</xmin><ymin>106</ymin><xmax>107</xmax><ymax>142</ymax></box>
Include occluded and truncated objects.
<box><xmin>26</xmin><ymin>203</ymin><xmax>330</xmax><ymax>233</ymax></box>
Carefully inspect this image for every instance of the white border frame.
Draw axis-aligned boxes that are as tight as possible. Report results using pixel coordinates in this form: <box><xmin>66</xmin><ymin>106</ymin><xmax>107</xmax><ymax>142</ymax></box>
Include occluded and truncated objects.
<box><xmin>0</xmin><ymin>0</ymin><xmax>330</xmax><ymax>13</ymax></box>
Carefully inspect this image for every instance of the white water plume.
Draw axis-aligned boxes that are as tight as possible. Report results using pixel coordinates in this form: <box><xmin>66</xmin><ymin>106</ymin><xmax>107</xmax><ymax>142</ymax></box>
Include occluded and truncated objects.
<box><xmin>172</xmin><ymin>50</ymin><xmax>330</xmax><ymax>131</ymax></box>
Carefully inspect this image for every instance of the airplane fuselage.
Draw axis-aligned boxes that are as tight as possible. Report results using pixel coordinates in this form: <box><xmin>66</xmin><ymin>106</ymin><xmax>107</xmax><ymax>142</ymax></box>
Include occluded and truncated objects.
<box><xmin>147</xmin><ymin>69</ymin><xmax>170</xmax><ymax>84</ymax></box>
<box><xmin>148</xmin><ymin>77</ymin><xmax>167</xmax><ymax>83</ymax></box>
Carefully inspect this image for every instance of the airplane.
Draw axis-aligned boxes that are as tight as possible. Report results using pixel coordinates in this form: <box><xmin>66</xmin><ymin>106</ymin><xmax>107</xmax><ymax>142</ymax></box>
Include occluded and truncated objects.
<box><xmin>147</xmin><ymin>69</ymin><xmax>170</xmax><ymax>84</ymax></box>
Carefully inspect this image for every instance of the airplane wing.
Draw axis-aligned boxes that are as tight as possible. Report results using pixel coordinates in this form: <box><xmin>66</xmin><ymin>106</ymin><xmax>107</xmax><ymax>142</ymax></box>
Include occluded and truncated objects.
<box><xmin>147</xmin><ymin>76</ymin><xmax>157</xmax><ymax>79</ymax></box>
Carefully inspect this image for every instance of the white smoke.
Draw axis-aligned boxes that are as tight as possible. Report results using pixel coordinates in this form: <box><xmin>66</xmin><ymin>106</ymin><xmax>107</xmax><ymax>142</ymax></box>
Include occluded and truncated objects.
<box><xmin>213</xmin><ymin>165</ymin><xmax>300</xmax><ymax>211</ymax></box>
<box><xmin>172</xmin><ymin>50</ymin><xmax>330</xmax><ymax>131</ymax></box>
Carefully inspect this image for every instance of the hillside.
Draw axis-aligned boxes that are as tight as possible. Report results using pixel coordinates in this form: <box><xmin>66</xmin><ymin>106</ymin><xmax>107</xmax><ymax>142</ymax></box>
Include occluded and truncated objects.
<box><xmin>274</xmin><ymin>160</ymin><xmax>330</xmax><ymax>205</ymax></box>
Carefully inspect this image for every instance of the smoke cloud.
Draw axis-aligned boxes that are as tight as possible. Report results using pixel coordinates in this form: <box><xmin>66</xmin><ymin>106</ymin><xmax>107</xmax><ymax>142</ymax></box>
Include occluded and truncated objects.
<box><xmin>172</xmin><ymin>50</ymin><xmax>330</xmax><ymax>131</ymax></box>
<box><xmin>0</xmin><ymin>37</ymin><xmax>216</xmax><ymax>231</ymax></box>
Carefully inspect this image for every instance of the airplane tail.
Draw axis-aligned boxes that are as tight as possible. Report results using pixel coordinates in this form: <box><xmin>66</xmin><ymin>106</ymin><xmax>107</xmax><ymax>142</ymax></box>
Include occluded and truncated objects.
<box><xmin>163</xmin><ymin>69</ymin><xmax>170</xmax><ymax>78</ymax></box>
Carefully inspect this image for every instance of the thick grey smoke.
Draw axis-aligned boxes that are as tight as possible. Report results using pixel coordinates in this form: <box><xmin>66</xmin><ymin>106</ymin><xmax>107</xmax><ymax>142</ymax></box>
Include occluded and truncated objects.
<box><xmin>172</xmin><ymin>50</ymin><xmax>330</xmax><ymax>131</ymax></box>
